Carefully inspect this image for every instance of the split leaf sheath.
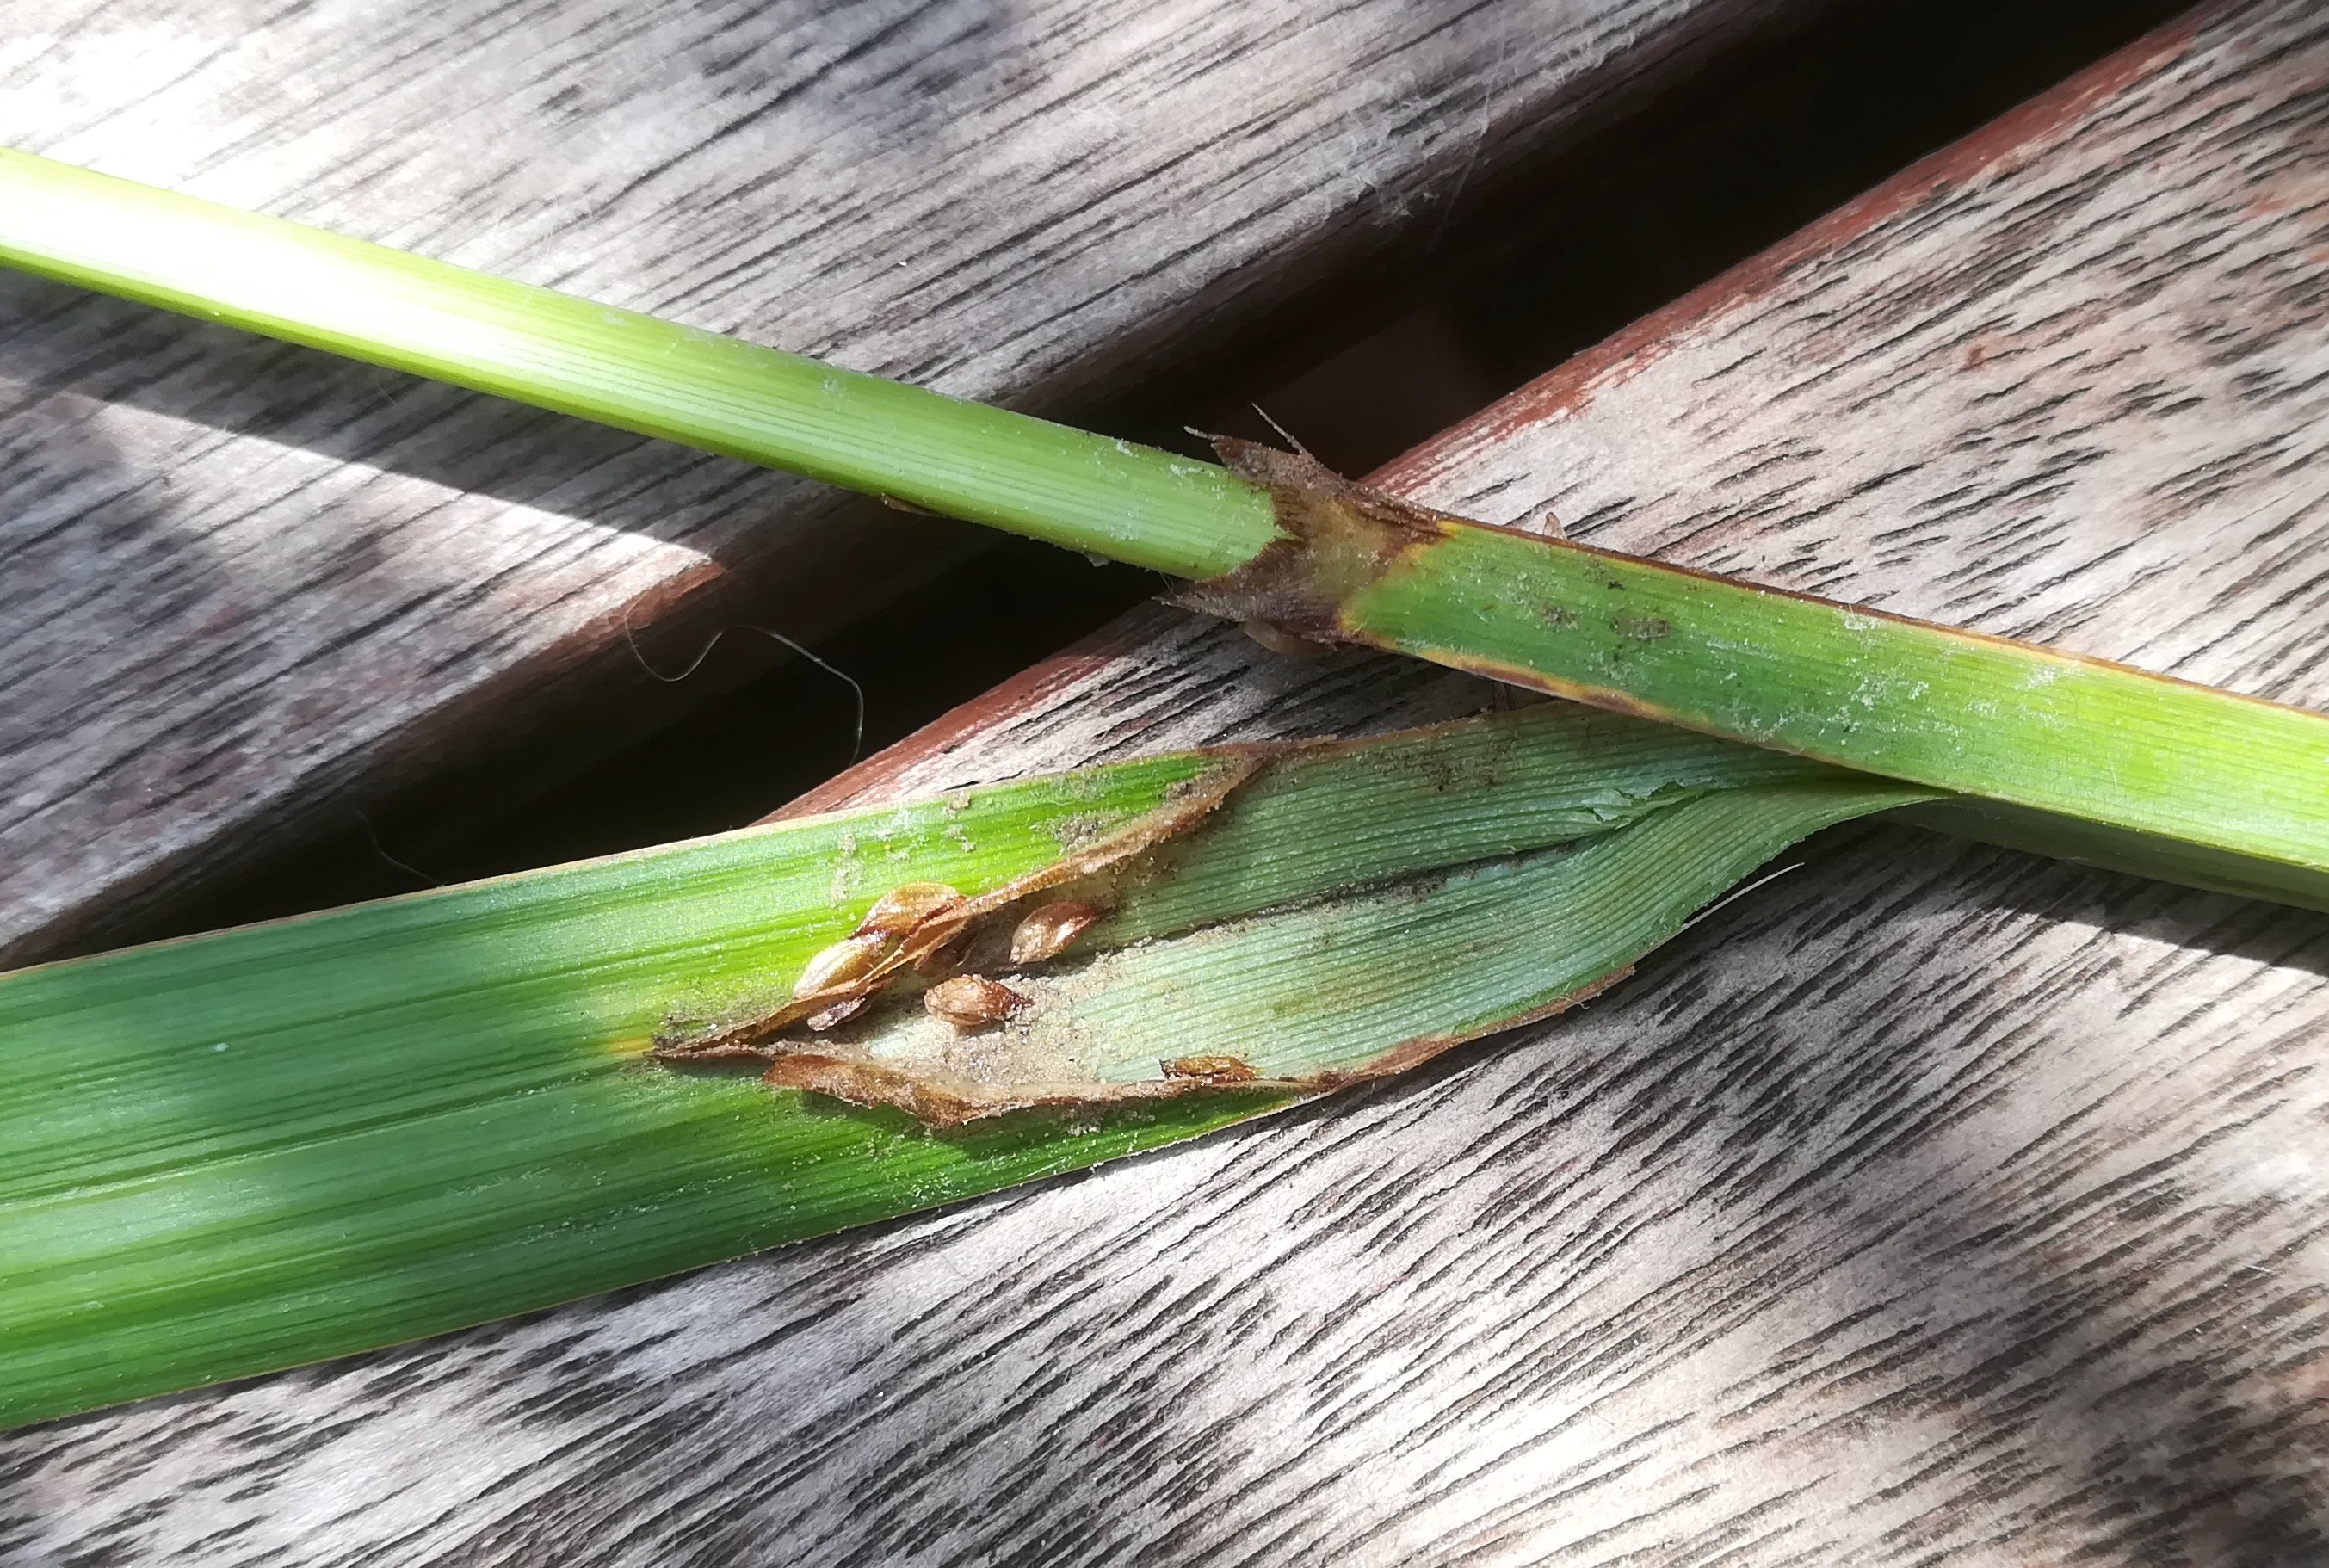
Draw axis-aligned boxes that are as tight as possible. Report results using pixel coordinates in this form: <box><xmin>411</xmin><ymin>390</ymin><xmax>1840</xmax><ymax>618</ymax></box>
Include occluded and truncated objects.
<box><xmin>0</xmin><ymin>707</ymin><xmax>1925</xmax><ymax>1426</ymax></box>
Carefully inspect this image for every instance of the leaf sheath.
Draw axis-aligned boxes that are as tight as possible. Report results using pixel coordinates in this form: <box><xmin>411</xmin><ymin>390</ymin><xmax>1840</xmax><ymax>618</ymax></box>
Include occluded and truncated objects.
<box><xmin>0</xmin><ymin>709</ymin><xmax>1924</xmax><ymax>1426</ymax></box>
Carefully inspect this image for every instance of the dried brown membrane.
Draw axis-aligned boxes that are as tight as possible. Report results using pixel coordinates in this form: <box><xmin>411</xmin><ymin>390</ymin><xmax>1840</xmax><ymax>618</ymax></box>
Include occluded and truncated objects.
<box><xmin>1166</xmin><ymin>435</ymin><xmax>1464</xmax><ymax>654</ymax></box>
<box><xmin>648</xmin><ymin>725</ymin><xmax>1633</xmax><ymax>1127</ymax></box>
<box><xmin>649</xmin><ymin>756</ymin><xmax>1285</xmax><ymax>1122</ymax></box>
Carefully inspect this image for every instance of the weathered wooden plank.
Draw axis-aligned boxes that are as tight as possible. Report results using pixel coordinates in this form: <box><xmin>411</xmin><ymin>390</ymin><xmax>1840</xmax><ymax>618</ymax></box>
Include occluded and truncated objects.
<box><xmin>0</xmin><ymin>0</ymin><xmax>1795</xmax><ymax>966</ymax></box>
<box><xmin>8</xmin><ymin>2</ymin><xmax>2329</xmax><ymax>1564</ymax></box>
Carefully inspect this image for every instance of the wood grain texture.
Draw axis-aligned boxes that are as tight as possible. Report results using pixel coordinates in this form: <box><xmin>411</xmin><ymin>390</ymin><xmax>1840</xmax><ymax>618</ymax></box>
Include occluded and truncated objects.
<box><xmin>0</xmin><ymin>0</ymin><xmax>1793</xmax><ymax>966</ymax></box>
<box><xmin>9</xmin><ymin>1</ymin><xmax>2329</xmax><ymax>1563</ymax></box>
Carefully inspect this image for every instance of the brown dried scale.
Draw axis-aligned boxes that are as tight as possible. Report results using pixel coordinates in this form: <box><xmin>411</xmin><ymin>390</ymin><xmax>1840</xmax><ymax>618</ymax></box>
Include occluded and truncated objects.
<box><xmin>791</xmin><ymin>932</ymin><xmax>889</xmax><ymax>999</ymax></box>
<box><xmin>851</xmin><ymin>881</ymin><xmax>962</xmax><ymax>938</ymax></box>
<box><xmin>899</xmin><ymin>909</ymin><xmax>974</xmax><ymax>972</ymax></box>
<box><xmin>806</xmin><ymin>995</ymin><xmax>871</xmax><ymax>1033</ymax></box>
<box><xmin>652</xmin><ymin>756</ymin><xmax>1257</xmax><ymax>1073</ymax></box>
<box><xmin>1007</xmin><ymin>899</ymin><xmax>1103</xmax><ymax>965</ymax></box>
<box><xmin>911</xmin><ymin>930</ymin><xmax>968</xmax><ymax>978</ymax></box>
<box><xmin>924</xmin><ymin>974</ymin><xmax>1029</xmax><ymax>1031</ymax></box>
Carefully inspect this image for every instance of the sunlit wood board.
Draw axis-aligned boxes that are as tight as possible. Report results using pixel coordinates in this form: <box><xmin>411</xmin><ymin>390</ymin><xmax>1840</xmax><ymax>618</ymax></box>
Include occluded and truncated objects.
<box><xmin>5</xmin><ymin>2</ymin><xmax>2326</xmax><ymax>1563</ymax></box>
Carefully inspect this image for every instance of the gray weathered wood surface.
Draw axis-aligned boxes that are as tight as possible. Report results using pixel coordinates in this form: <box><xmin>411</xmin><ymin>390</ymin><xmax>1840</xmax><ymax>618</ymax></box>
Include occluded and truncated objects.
<box><xmin>0</xmin><ymin>0</ymin><xmax>1793</xmax><ymax>966</ymax></box>
<box><xmin>9</xmin><ymin>0</ymin><xmax>2329</xmax><ymax>1563</ymax></box>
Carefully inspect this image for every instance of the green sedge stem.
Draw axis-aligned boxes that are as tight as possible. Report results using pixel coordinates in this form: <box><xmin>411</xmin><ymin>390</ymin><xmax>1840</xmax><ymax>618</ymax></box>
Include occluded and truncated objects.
<box><xmin>0</xmin><ymin>149</ymin><xmax>1279</xmax><ymax>577</ymax></box>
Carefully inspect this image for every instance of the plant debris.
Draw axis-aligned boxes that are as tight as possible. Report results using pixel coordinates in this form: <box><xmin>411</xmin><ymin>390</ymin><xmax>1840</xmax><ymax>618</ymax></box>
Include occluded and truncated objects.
<box><xmin>649</xmin><ymin>732</ymin><xmax>1636</xmax><ymax>1127</ymax></box>
<box><xmin>650</xmin><ymin>754</ymin><xmax>1258</xmax><ymax>1068</ymax></box>
<box><xmin>1167</xmin><ymin>436</ymin><xmax>1463</xmax><ymax>649</ymax></box>
<box><xmin>924</xmin><ymin>974</ymin><xmax>1030</xmax><ymax>1030</ymax></box>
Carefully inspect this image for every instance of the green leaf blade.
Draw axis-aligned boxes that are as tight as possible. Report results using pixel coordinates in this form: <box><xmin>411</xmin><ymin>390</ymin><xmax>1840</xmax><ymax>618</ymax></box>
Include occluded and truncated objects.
<box><xmin>0</xmin><ymin>711</ymin><xmax>1915</xmax><ymax>1429</ymax></box>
